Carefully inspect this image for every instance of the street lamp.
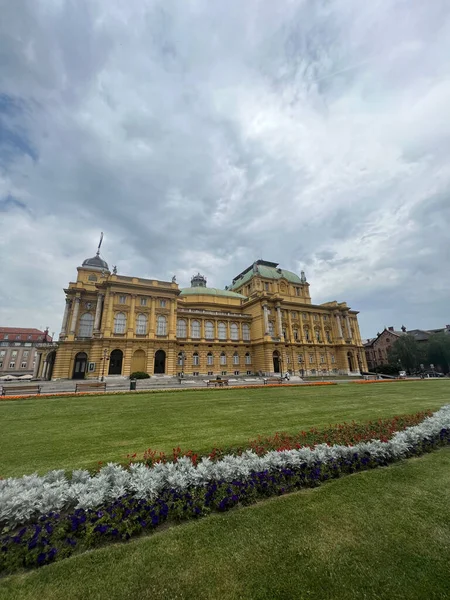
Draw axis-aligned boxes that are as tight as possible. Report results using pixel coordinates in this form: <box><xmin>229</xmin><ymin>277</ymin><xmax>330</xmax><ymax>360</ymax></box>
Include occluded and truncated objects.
<box><xmin>100</xmin><ymin>349</ymin><xmax>109</xmax><ymax>382</ymax></box>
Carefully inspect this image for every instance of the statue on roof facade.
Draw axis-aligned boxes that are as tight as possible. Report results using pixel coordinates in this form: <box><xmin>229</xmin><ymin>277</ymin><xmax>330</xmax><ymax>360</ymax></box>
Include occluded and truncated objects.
<box><xmin>300</xmin><ymin>270</ymin><xmax>307</xmax><ymax>283</ymax></box>
<box><xmin>172</xmin><ymin>275</ymin><xmax>177</xmax><ymax>283</ymax></box>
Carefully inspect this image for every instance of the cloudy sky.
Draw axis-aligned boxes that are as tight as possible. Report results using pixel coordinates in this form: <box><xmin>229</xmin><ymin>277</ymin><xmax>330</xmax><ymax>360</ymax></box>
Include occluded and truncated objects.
<box><xmin>1</xmin><ymin>0</ymin><xmax>449</xmax><ymax>340</ymax></box>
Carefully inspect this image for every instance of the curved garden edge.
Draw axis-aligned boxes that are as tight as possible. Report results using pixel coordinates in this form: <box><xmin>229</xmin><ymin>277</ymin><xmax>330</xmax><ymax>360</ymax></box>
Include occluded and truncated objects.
<box><xmin>1</xmin><ymin>404</ymin><xmax>449</xmax><ymax>575</ymax></box>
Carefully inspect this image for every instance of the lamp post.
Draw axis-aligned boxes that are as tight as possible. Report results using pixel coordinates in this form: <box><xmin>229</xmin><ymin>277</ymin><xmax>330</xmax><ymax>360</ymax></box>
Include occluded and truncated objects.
<box><xmin>100</xmin><ymin>349</ymin><xmax>109</xmax><ymax>382</ymax></box>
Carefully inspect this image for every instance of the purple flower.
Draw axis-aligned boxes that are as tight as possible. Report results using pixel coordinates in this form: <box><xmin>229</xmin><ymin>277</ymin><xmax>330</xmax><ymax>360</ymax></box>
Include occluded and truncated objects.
<box><xmin>37</xmin><ymin>553</ymin><xmax>47</xmax><ymax>565</ymax></box>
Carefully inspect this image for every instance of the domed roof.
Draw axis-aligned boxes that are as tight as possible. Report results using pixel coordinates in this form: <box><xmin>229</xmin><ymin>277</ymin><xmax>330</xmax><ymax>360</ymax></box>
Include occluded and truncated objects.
<box><xmin>82</xmin><ymin>253</ymin><xmax>109</xmax><ymax>271</ymax></box>
<box><xmin>180</xmin><ymin>286</ymin><xmax>246</xmax><ymax>299</ymax></box>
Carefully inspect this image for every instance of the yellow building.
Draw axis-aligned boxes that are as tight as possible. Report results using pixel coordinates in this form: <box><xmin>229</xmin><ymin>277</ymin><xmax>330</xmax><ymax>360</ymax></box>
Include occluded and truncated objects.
<box><xmin>38</xmin><ymin>248</ymin><xmax>367</xmax><ymax>380</ymax></box>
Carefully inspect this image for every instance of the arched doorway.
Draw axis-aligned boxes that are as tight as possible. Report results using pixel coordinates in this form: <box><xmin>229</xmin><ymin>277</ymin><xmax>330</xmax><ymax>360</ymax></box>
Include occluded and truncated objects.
<box><xmin>154</xmin><ymin>350</ymin><xmax>166</xmax><ymax>374</ymax></box>
<box><xmin>72</xmin><ymin>352</ymin><xmax>88</xmax><ymax>379</ymax></box>
<box><xmin>273</xmin><ymin>350</ymin><xmax>280</xmax><ymax>373</ymax></box>
<box><xmin>347</xmin><ymin>352</ymin><xmax>354</xmax><ymax>372</ymax></box>
<box><xmin>109</xmin><ymin>349</ymin><xmax>123</xmax><ymax>375</ymax></box>
<box><xmin>46</xmin><ymin>351</ymin><xmax>56</xmax><ymax>380</ymax></box>
<box><xmin>131</xmin><ymin>349</ymin><xmax>146</xmax><ymax>373</ymax></box>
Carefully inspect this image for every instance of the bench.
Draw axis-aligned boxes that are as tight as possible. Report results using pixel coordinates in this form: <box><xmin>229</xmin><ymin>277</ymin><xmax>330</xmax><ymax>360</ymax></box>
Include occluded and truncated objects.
<box><xmin>206</xmin><ymin>379</ymin><xmax>229</xmax><ymax>387</ymax></box>
<box><xmin>1</xmin><ymin>385</ymin><xmax>41</xmax><ymax>396</ymax></box>
<box><xmin>263</xmin><ymin>377</ymin><xmax>284</xmax><ymax>385</ymax></box>
<box><xmin>75</xmin><ymin>382</ymin><xmax>107</xmax><ymax>393</ymax></box>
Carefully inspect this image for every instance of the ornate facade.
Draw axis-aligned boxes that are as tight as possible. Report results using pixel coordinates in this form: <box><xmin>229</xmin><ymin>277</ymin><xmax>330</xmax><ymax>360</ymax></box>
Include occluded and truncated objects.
<box><xmin>37</xmin><ymin>249</ymin><xmax>367</xmax><ymax>380</ymax></box>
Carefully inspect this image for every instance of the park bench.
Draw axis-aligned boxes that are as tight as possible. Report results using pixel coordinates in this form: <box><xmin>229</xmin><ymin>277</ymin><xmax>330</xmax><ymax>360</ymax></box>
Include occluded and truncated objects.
<box><xmin>263</xmin><ymin>377</ymin><xmax>284</xmax><ymax>385</ymax></box>
<box><xmin>1</xmin><ymin>385</ymin><xmax>41</xmax><ymax>396</ymax></box>
<box><xmin>75</xmin><ymin>381</ymin><xmax>107</xmax><ymax>393</ymax></box>
<box><xmin>206</xmin><ymin>379</ymin><xmax>229</xmax><ymax>387</ymax></box>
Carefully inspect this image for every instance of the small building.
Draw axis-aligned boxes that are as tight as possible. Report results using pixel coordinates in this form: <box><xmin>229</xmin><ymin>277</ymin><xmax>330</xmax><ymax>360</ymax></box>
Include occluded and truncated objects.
<box><xmin>0</xmin><ymin>328</ymin><xmax>53</xmax><ymax>377</ymax></box>
<box><xmin>38</xmin><ymin>247</ymin><xmax>368</xmax><ymax>380</ymax></box>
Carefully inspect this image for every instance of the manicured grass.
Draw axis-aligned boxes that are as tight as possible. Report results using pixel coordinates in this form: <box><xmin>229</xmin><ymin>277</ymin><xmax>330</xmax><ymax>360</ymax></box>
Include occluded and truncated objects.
<box><xmin>1</xmin><ymin>447</ymin><xmax>449</xmax><ymax>600</ymax></box>
<box><xmin>1</xmin><ymin>381</ymin><xmax>448</xmax><ymax>477</ymax></box>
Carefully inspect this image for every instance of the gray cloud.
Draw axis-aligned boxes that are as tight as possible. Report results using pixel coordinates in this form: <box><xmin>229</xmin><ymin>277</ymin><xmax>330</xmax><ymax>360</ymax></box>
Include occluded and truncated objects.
<box><xmin>1</xmin><ymin>0</ymin><xmax>449</xmax><ymax>338</ymax></box>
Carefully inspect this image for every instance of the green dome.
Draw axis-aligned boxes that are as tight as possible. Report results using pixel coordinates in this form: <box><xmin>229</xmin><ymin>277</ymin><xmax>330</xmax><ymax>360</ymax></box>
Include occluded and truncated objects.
<box><xmin>229</xmin><ymin>262</ymin><xmax>302</xmax><ymax>290</ymax></box>
<box><xmin>180</xmin><ymin>286</ymin><xmax>246</xmax><ymax>299</ymax></box>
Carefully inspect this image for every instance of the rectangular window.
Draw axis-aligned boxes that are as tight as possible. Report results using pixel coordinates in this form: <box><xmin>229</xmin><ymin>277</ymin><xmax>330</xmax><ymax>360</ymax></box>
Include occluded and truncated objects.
<box><xmin>309</xmin><ymin>354</ymin><xmax>314</xmax><ymax>364</ymax></box>
<box><xmin>320</xmin><ymin>355</ymin><xmax>325</xmax><ymax>364</ymax></box>
<box><xmin>298</xmin><ymin>355</ymin><xmax>303</xmax><ymax>364</ymax></box>
<box><xmin>119</xmin><ymin>295</ymin><xmax>126</xmax><ymax>304</ymax></box>
<box><xmin>23</xmin><ymin>351</ymin><xmax>29</xmax><ymax>357</ymax></box>
<box><xmin>16</xmin><ymin>335</ymin><xmax>21</xmax><ymax>340</ymax></box>
<box><xmin>21</xmin><ymin>362</ymin><xmax>27</xmax><ymax>368</ymax></box>
<box><xmin>207</xmin><ymin>354</ymin><xmax>213</xmax><ymax>366</ymax></box>
<box><xmin>221</xmin><ymin>371</ymin><xmax>227</xmax><ymax>376</ymax></box>
<box><xmin>0</xmin><ymin>351</ymin><xmax>5</xmax><ymax>357</ymax></box>
<box><xmin>193</xmin><ymin>354</ymin><xmax>199</xmax><ymax>366</ymax></box>
<box><xmin>140</xmin><ymin>298</ymin><xmax>147</xmax><ymax>306</ymax></box>
<box><xmin>245</xmin><ymin>354</ymin><xmax>251</xmax><ymax>365</ymax></box>
<box><xmin>12</xmin><ymin>351</ymin><xmax>17</xmax><ymax>358</ymax></box>
<box><xmin>233</xmin><ymin>354</ymin><xmax>239</xmax><ymax>365</ymax></box>
<box><xmin>220</xmin><ymin>354</ymin><xmax>226</xmax><ymax>365</ymax></box>
<box><xmin>208</xmin><ymin>371</ymin><xmax>214</xmax><ymax>376</ymax></box>
<box><xmin>160</xmin><ymin>299</ymin><xmax>166</xmax><ymax>308</ymax></box>
<box><xmin>25</xmin><ymin>343</ymin><xmax>32</xmax><ymax>347</ymax></box>
<box><xmin>14</xmin><ymin>343</ymin><xmax>21</xmax><ymax>346</ymax></box>
<box><xmin>264</xmin><ymin>283</ymin><xmax>269</xmax><ymax>291</ymax></box>
<box><xmin>234</xmin><ymin>371</ymin><xmax>239</xmax><ymax>375</ymax></box>
<box><xmin>0</xmin><ymin>362</ymin><xmax>3</xmax><ymax>368</ymax></box>
<box><xmin>314</xmin><ymin>314</ymin><xmax>318</xmax><ymax>321</ymax></box>
<box><xmin>3</xmin><ymin>335</ymin><xmax>8</xmax><ymax>340</ymax></box>
<box><xmin>193</xmin><ymin>372</ymin><xmax>199</xmax><ymax>376</ymax></box>
<box><xmin>295</xmin><ymin>288</ymin><xmax>301</xmax><ymax>296</ymax></box>
<box><xmin>9</xmin><ymin>362</ymin><xmax>15</xmax><ymax>368</ymax></box>
<box><xmin>246</xmin><ymin>370</ymin><xmax>252</xmax><ymax>375</ymax></box>
<box><xmin>331</xmin><ymin>355</ymin><xmax>335</xmax><ymax>364</ymax></box>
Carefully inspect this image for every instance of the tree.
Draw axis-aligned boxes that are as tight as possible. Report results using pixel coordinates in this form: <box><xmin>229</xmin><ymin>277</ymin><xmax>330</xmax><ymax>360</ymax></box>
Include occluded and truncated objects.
<box><xmin>387</xmin><ymin>336</ymin><xmax>425</xmax><ymax>373</ymax></box>
<box><xmin>427</xmin><ymin>333</ymin><xmax>450</xmax><ymax>373</ymax></box>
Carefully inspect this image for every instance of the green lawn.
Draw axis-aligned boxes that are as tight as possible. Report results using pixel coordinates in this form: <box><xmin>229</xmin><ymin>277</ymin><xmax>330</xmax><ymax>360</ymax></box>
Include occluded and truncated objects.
<box><xmin>1</xmin><ymin>381</ymin><xmax>448</xmax><ymax>477</ymax></box>
<box><xmin>2</xmin><ymin>447</ymin><xmax>449</xmax><ymax>600</ymax></box>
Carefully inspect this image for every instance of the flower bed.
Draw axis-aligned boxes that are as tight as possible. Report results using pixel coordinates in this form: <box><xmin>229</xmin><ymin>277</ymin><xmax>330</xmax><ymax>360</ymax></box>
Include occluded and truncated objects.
<box><xmin>1</xmin><ymin>405</ymin><xmax>449</xmax><ymax>574</ymax></box>
<box><xmin>139</xmin><ymin>411</ymin><xmax>432</xmax><ymax>466</ymax></box>
<box><xmin>0</xmin><ymin>381</ymin><xmax>337</xmax><ymax>402</ymax></box>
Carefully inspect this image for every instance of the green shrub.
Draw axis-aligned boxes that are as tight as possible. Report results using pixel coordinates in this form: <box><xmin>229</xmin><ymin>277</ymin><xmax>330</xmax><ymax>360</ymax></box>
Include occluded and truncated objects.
<box><xmin>130</xmin><ymin>372</ymin><xmax>150</xmax><ymax>379</ymax></box>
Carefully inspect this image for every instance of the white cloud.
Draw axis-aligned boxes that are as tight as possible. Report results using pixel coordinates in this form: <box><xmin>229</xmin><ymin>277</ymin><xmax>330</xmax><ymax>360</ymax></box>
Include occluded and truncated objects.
<box><xmin>1</xmin><ymin>0</ymin><xmax>449</xmax><ymax>338</ymax></box>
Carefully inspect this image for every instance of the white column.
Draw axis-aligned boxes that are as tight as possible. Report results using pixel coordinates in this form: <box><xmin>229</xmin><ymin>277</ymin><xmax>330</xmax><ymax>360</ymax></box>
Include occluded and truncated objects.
<box><xmin>33</xmin><ymin>353</ymin><xmax>42</xmax><ymax>378</ymax></box>
<box><xmin>60</xmin><ymin>299</ymin><xmax>71</xmax><ymax>336</ymax></box>
<box><xmin>94</xmin><ymin>293</ymin><xmax>104</xmax><ymax>331</ymax></box>
<box><xmin>335</xmin><ymin>313</ymin><xmax>343</xmax><ymax>338</ymax></box>
<box><xmin>263</xmin><ymin>305</ymin><xmax>269</xmax><ymax>335</ymax></box>
<box><xmin>69</xmin><ymin>297</ymin><xmax>81</xmax><ymax>334</ymax></box>
<box><xmin>276</xmin><ymin>306</ymin><xmax>283</xmax><ymax>338</ymax></box>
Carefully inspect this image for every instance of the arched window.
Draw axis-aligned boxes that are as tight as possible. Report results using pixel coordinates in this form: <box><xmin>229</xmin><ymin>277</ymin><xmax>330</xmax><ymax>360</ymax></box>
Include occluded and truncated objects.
<box><xmin>136</xmin><ymin>314</ymin><xmax>147</xmax><ymax>335</ymax></box>
<box><xmin>156</xmin><ymin>315</ymin><xmax>167</xmax><ymax>336</ymax></box>
<box><xmin>207</xmin><ymin>352</ymin><xmax>213</xmax><ymax>366</ymax></box>
<box><xmin>114</xmin><ymin>312</ymin><xmax>126</xmax><ymax>334</ymax></box>
<box><xmin>298</xmin><ymin>354</ymin><xmax>303</xmax><ymax>364</ymax></box>
<box><xmin>78</xmin><ymin>313</ymin><xmax>94</xmax><ymax>337</ymax></box>
<box><xmin>315</xmin><ymin>328</ymin><xmax>321</xmax><ymax>342</ymax></box>
<box><xmin>293</xmin><ymin>328</ymin><xmax>299</xmax><ymax>341</ymax></box>
<box><xmin>268</xmin><ymin>321</ymin><xmax>274</xmax><ymax>335</ymax></box>
<box><xmin>242</xmin><ymin>323</ymin><xmax>250</xmax><ymax>341</ymax></box>
<box><xmin>230</xmin><ymin>323</ymin><xmax>239</xmax><ymax>341</ymax></box>
<box><xmin>205</xmin><ymin>321</ymin><xmax>214</xmax><ymax>339</ymax></box>
<box><xmin>220</xmin><ymin>351</ymin><xmax>226</xmax><ymax>365</ymax></box>
<box><xmin>245</xmin><ymin>352</ymin><xmax>251</xmax><ymax>365</ymax></box>
<box><xmin>218</xmin><ymin>322</ymin><xmax>227</xmax><ymax>340</ymax></box>
<box><xmin>233</xmin><ymin>352</ymin><xmax>239</xmax><ymax>365</ymax></box>
<box><xmin>191</xmin><ymin>320</ymin><xmax>201</xmax><ymax>339</ymax></box>
<box><xmin>177</xmin><ymin>319</ymin><xmax>187</xmax><ymax>338</ymax></box>
<box><xmin>193</xmin><ymin>352</ymin><xmax>199</xmax><ymax>366</ymax></box>
<box><xmin>304</xmin><ymin>327</ymin><xmax>310</xmax><ymax>341</ymax></box>
<box><xmin>326</xmin><ymin>330</ymin><xmax>331</xmax><ymax>343</ymax></box>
